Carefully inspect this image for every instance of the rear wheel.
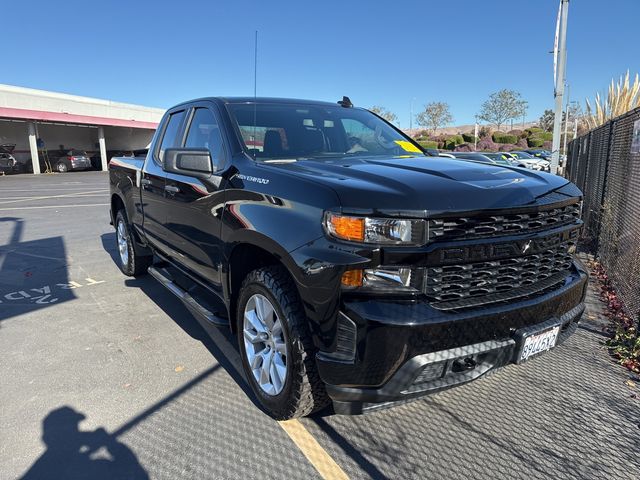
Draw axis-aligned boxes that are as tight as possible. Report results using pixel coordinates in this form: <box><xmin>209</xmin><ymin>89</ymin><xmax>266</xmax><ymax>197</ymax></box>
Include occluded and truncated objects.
<box><xmin>237</xmin><ymin>266</ymin><xmax>329</xmax><ymax>419</ymax></box>
<box><xmin>115</xmin><ymin>210</ymin><xmax>152</xmax><ymax>276</ymax></box>
<box><xmin>56</xmin><ymin>162</ymin><xmax>68</xmax><ymax>173</ymax></box>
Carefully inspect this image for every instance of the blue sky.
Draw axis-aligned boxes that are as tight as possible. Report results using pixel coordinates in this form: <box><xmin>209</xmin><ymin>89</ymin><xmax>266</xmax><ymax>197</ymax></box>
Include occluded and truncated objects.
<box><xmin>3</xmin><ymin>0</ymin><xmax>639</xmax><ymax>126</ymax></box>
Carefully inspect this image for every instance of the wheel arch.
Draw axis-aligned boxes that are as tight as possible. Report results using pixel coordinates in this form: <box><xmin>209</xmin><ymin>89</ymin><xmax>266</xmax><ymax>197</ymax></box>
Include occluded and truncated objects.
<box><xmin>225</xmin><ymin>239</ymin><xmax>301</xmax><ymax>333</ymax></box>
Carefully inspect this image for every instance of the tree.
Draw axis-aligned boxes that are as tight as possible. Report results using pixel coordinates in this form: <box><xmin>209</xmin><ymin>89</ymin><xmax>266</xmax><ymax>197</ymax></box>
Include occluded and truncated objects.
<box><xmin>415</xmin><ymin>102</ymin><xmax>454</xmax><ymax>134</ymax></box>
<box><xmin>477</xmin><ymin>89</ymin><xmax>528</xmax><ymax>131</ymax></box>
<box><xmin>539</xmin><ymin>109</ymin><xmax>555</xmax><ymax>131</ymax></box>
<box><xmin>369</xmin><ymin>106</ymin><xmax>398</xmax><ymax>124</ymax></box>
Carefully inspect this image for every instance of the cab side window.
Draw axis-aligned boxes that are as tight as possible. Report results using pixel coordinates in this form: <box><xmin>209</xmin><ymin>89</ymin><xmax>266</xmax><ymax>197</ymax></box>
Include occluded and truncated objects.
<box><xmin>157</xmin><ymin>110</ymin><xmax>186</xmax><ymax>163</ymax></box>
<box><xmin>184</xmin><ymin>108</ymin><xmax>225</xmax><ymax>170</ymax></box>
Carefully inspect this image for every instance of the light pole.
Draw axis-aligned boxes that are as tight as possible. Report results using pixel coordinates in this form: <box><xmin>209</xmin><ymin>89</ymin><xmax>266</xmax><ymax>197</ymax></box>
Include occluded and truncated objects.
<box><xmin>562</xmin><ymin>84</ymin><xmax>571</xmax><ymax>158</ymax></box>
<box><xmin>474</xmin><ymin>115</ymin><xmax>479</xmax><ymax>151</ymax></box>
<box><xmin>551</xmin><ymin>0</ymin><xmax>570</xmax><ymax>174</ymax></box>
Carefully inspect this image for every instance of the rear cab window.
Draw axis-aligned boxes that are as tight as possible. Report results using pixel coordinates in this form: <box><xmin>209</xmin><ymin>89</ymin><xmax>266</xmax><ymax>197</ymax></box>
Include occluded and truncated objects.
<box><xmin>156</xmin><ymin>110</ymin><xmax>186</xmax><ymax>164</ymax></box>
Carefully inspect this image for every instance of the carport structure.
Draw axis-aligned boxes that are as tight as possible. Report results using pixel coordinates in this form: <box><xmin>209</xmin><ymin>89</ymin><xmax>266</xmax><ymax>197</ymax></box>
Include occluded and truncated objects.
<box><xmin>0</xmin><ymin>84</ymin><xmax>164</xmax><ymax>174</ymax></box>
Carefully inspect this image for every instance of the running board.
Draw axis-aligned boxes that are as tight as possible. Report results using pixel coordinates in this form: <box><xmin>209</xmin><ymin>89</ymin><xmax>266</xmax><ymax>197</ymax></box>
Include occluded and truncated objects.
<box><xmin>148</xmin><ymin>266</ymin><xmax>228</xmax><ymax>327</ymax></box>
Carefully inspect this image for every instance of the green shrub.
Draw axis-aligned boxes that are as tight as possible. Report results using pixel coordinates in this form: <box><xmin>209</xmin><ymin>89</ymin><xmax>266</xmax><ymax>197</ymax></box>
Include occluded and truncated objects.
<box><xmin>527</xmin><ymin>137</ymin><xmax>545</xmax><ymax>147</ymax></box>
<box><xmin>444</xmin><ymin>139</ymin><xmax>459</xmax><ymax>150</ymax></box>
<box><xmin>447</xmin><ymin>135</ymin><xmax>464</xmax><ymax>145</ymax></box>
<box><xmin>462</xmin><ymin>133</ymin><xmax>478</xmax><ymax>143</ymax></box>
<box><xmin>492</xmin><ymin>133</ymin><xmax>518</xmax><ymax>144</ymax></box>
<box><xmin>417</xmin><ymin>140</ymin><xmax>439</xmax><ymax>149</ymax></box>
<box><xmin>539</xmin><ymin>131</ymin><xmax>553</xmax><ymax>141</ymax></box>
<box><xmin>524</xmin><ymin>127</ymin><xmax>543</xmax><ymax>137</ymax></box>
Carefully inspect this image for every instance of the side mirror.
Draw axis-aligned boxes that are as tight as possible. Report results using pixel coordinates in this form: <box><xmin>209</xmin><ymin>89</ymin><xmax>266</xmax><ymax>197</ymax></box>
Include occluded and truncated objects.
<box><xmin>163</xmin><ymin>148</ymin><xmax>212</xmax><ymax>178</ymax></box>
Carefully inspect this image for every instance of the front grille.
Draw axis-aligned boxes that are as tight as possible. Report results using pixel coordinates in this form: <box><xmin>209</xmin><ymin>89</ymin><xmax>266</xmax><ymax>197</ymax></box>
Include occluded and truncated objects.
<box><xmin>424</xmin><ymin>241</ymin><xmax>575</xmax><ymax>309</ymax></box>
<box><xmin>428</xmin><ymin>201</ymin><xmax>581</xmax><ymax>242</ymax></box>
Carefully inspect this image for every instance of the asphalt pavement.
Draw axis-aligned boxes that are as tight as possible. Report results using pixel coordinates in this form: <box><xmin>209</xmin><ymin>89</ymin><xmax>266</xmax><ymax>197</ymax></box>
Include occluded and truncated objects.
<box><xmin>1</xmin><ymin>171</ymin><xmax>638</xmax><ymax>480</ymax></box>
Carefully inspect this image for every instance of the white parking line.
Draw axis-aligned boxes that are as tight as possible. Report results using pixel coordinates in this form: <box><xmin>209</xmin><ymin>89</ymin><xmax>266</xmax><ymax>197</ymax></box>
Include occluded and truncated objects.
<box><xmin>2</xmin><ymin>190</ymin><xmax>108</xmax><ymax>205</ymax></box>
<box><xmin>0</xmin><ymin>194</ymin><xmax>106</xmax><ymax>200</ymax></box>
<box><xmin>0</xmin><ymin>203</ymin><xmax>109</xmax><ymax>211</ymax></box>
<box><xmin>0</xmin><ymin>188</ymin><xmax>109</xmax><ymax>192</ymax></box>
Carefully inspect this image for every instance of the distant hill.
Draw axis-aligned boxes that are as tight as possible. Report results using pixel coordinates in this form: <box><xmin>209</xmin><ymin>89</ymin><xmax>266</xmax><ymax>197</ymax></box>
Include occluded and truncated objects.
<box><xmin>403</xmin><ymin>121</ymin><xmax>539</xmax><ymax>136</ymax></box>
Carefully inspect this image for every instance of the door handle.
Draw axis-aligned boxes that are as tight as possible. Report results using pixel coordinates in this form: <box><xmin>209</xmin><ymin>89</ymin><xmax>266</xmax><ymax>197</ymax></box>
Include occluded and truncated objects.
<box><xmin>140</xmin><ymin>178</ymin><xmax>152</xmax><ymax>186</ymax></box>
<box><xmin>164</xmin><ymin>185</ymin><xmax>180</xmax><ymax>194</ymax></box>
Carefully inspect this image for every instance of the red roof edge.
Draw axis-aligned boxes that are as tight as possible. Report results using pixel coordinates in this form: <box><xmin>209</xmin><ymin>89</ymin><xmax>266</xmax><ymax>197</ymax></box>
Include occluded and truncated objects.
<box><xmin>0</xmin><ymin>106</ymin><xmax>159</xmax><ymax>129</ymax></box>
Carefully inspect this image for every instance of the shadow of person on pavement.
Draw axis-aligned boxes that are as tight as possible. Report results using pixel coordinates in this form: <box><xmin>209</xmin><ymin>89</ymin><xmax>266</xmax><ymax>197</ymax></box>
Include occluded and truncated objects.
<box><xmin>20</xmin><ymin>406</ymin><xmax>148</xmax><ymax>480</ymax></box>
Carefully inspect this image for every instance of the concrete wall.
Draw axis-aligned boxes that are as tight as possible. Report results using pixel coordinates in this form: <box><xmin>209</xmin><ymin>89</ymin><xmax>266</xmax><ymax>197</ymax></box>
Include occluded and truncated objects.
<box><xmin>103</xmin><ymin>126</ymin><xmax>154</xmax><ymax>150</ymax></box>
<box><xmin>0</xmin><ymin>84</ymin><xmax>164</xmax><ymax>124</ymax></box>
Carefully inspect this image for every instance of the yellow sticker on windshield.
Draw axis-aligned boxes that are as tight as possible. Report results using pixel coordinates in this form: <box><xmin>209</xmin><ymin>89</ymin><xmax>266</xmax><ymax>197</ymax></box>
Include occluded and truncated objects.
<box><xmin>394</xmin><ymin>140</ymin><xmax>422</xmax><ymax>153</ymax></box>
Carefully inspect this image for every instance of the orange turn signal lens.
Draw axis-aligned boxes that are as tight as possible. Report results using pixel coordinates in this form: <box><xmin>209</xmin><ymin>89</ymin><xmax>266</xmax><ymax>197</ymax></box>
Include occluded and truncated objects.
<box><xmin>341</xmin><ymin>269</ymin><xmax>363</xmax><ymax>288</ymax></box>
<box><xmin>327</xmin><ymin>214</ymin><xmax>365</xmax><ymax>242</ymax></box>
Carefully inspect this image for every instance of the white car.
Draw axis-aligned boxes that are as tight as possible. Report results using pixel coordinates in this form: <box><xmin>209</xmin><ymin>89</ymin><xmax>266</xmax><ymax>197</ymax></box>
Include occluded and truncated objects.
<box><xmin>511</xmin><ymin>152</ymin><xmax>551</xmax><ymax>172</ymax></box>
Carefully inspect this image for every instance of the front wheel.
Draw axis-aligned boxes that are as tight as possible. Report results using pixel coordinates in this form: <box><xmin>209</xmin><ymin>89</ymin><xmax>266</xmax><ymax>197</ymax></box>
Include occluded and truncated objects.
<box><xmin>237</xmin><ymin>266</ymin><xmax>329</xmax><ymax>419</ymax></box>
<box><xmin>115</xmin><ymin>210</ymin><xmax>152</xmax><ymax>276</ymax></box>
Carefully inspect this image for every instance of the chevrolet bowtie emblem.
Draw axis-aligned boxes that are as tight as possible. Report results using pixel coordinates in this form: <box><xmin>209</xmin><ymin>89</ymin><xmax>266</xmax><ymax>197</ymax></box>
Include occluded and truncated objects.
<box><xmin>522</xmin><ymin>240</ymin><xmax>532</xmax><ymax>254</ymax></box>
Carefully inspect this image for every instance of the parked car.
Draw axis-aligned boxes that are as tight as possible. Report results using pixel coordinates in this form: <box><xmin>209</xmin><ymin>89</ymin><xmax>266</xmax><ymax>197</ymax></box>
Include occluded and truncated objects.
<box><xmin>450</xmin><ymin>152</ymin><xmax>512</xmax><ymax>166</ymax></box>
<box><xmin>109</xmin><ymin>96</ymin><xmax>586</xmax><ymax>419</ymax></box>
<box><xmin>481</xmin><ymin>152</ymin><xmax>528</xmax><ymax>168</ymax></box>
<box><xmin>512</xmin><ymin>151</ymin><xmax>551</xmax><ymax>172</ymax></box>
<box><xmin>524</xmin><ymin>149</ymin><xmax>552</xmax><ymax>160</ymax></box>
<box><xmin>47</xmin><ymin>149</ymin><xmax>93</xmax><ymax>173</ymax></box>
<box><xmin>0</xmin><ymin>144</ymin><xmax>23</xmax><ymax>174</ymax></box>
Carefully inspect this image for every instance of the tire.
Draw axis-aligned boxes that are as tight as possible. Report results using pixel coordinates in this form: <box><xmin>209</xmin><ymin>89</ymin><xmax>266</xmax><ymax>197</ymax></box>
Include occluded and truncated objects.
<box><xmin>56</xmin><ymin>162</ymin><xmax>68</xmax><ymax>173</ymax></box>
<box><xmin>115</xmin><ymin>210</ymin><xmax>152</xmax><ymax>276</ymax></box>
<box><xmin>237</xmin><ymin>266</ymin><xmax>329</xmax><ymax>419</ymax></box>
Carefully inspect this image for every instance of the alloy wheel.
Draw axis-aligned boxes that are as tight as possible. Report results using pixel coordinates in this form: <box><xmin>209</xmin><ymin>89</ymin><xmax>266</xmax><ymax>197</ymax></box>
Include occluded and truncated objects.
<box><xmin>243</xmin><ymin>294</ymin><xmax>288</xmax><ymax>396</ymax></box>
<box><xmin>116</xmin><ymin>220</ymin><xmax>129</xmax><ymax>267</ymax></box>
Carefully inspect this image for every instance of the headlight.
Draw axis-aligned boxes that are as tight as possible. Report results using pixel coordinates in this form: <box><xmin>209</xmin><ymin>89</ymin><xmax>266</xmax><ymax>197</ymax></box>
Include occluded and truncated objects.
<box><xmin>325</xmin><ymin>213</ymin><xmax>424</xmax><ymax>245</ymax></box>
<box><xmin>341</xmin><ymin>267</ymin><xmax>420</xmax><ymax>294</ymax></box>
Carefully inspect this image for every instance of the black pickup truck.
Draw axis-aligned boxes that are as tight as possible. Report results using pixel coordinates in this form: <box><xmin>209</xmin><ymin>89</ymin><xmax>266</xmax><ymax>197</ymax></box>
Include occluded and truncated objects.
<box><xmin>109</xmin><ymin>96</ymin><xmax>587</xmax><ymax>419</ymax></box>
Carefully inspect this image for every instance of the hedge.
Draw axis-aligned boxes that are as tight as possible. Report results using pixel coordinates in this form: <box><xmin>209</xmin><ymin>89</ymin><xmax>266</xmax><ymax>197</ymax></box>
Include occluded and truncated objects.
<box><xmin>444</xmin><ymin>139</ymin><xmax>458</xmax><ymax>150</ymax></box>
<box><xmin>539</xmin><ymin>131</ymin><xmax>553</xmax><ymax>141</ymax></box>
<box><xmin>448</xmin><ymin>135</ymin><xmax>464</xmax><ymax>145</ymax></box>
<box><xmin>417</xmin><ymin>140</ymin><xmax>439</xmax><ymax>149</ymax></box>
<box><xmin>525</xmin><ymin>127</ymin><xmax>543</xmax><ymax>135</ymax></box>
<box><xmin>462</xmin><ymin>133</ymin><xmax>478</xmax><ymax>143</ymax></box>
<box><xmin>527</xmin><ymin>137</ymin><xmax>545</xmax><ymax>148</ymax></box>
<box><xmin>492</xmin><ymin>133</ymin><xmax>518</xmax><ymax>144</ymax></box>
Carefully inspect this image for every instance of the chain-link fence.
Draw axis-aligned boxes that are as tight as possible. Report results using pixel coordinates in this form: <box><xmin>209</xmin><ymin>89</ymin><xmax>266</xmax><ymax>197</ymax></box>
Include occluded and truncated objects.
<box><xmin>566</xmin><ymin>106</ymin><xmax>640</xmax><ymax>317</ymax></box>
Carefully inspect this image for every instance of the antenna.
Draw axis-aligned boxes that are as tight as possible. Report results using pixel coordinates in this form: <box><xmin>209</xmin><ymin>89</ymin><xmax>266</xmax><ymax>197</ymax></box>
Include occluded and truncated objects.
<box><xmin>254</xmin><ymin>30</ymin><xmax>258</xmax><ymax>99</ymax></box>
<box><xmin>253</xmin><ymin>30</ymin><xmax>258</xmax><ymax>159</ymax></box>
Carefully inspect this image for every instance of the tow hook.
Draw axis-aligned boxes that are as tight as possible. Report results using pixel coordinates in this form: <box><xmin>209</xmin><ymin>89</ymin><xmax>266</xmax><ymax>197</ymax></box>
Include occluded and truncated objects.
<box><xmin>452</xmin><ymin>357</ymin><xmax>477</xmax><ymax>373</ymax></box>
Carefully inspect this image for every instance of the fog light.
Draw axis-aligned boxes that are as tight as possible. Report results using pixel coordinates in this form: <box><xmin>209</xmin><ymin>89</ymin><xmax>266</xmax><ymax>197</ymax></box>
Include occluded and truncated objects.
<box><xmin>341</xmin><ymin>269</ymin><xmax>363</xmax><ymax>287</ymax></box>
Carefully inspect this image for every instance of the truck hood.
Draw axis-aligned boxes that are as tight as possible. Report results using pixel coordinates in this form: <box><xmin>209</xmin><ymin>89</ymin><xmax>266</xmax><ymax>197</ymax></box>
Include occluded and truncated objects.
<box><xmin>272</xmin><ymin>156</ymin><xmax>573</xmax><ymax>215</ymax></box>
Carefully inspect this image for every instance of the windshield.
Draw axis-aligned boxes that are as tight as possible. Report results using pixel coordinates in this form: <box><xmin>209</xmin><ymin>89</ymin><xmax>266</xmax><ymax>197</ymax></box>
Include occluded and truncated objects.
<box><xmin>227</xmin><ymin>103</ymin><xmax>424</xmax><ymax>161</ymax></box>
<box><xmin>484</xmin><ymin>153</ymin><xmax>512</xmax><ymax>165</ymax></box>
<box><xmin>514</xmin><ymin>151</ymin><xmax>535</xmax><ymax>159</ymax></box>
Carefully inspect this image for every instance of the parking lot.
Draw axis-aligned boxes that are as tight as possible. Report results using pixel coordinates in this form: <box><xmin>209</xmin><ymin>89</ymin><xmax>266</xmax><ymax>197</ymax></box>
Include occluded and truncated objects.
<box><xmin>1</xmin><ymin>171</ymin><xmax>639</xmax><ymax>480</ymax></box>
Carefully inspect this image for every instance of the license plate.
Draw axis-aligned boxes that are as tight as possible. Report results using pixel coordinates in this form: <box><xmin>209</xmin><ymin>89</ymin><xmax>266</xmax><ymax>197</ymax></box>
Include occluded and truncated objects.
<box><xmin>519</xmin><ymin>326</ymin><xmax>560</xmax><ymax>362</ymax></box>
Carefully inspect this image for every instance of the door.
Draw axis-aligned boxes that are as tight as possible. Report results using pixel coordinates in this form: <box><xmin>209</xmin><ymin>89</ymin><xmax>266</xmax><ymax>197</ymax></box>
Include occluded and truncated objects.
<box><xmin>163</xmin><ymin>103</ymin><xmax>229</xmax><ymax>294</ymax></box>
<box><xmin>141</xmin><ymin>108</ymin><xmax>187</xmax><ymax>254</ymax></box>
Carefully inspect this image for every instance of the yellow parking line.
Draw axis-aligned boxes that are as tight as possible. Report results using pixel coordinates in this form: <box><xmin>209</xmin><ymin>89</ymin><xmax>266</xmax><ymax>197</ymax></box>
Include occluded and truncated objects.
<box><xmin>279</xmin><ymin>419</ymin><xmax>349</xmax><ymax>480</ymax></box>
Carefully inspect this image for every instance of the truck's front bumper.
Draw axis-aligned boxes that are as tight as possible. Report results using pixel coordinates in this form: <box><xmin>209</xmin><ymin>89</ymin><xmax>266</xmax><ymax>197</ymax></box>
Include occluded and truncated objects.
<box><xmin>317</xmin><ymin>265</ymin><xmax>587</xmax><ymax>415</ymax></box>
